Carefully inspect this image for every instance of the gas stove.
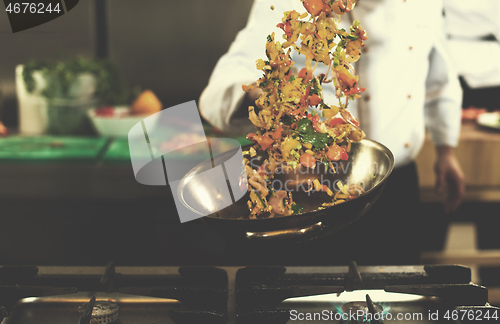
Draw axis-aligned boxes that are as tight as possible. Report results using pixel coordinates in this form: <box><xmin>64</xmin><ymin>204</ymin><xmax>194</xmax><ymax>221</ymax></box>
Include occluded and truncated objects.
<box><xmin>0</xmin><ymin>262</ymin><xmax>498</xmax><ymax>323</ymax></box>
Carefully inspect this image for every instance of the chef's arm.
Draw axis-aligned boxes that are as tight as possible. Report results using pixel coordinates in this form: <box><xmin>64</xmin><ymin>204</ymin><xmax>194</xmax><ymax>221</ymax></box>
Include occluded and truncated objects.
<box><xmin>199</xmin><ymin>0</ymin><xmax>284</xmax><ymax>135</ymax></box>
<box><xmin>425</xmin><ymin>73</ymin><xmax>465</xmax><ymax>214</ymax></box>
<box><xmin>424</xmin><ymin>37</ymin><xmax>465</xmax><ymax>213</ymax></box>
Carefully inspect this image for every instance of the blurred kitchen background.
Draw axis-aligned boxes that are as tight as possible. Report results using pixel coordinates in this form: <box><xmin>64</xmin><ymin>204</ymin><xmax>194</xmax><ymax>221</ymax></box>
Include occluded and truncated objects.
<box><xmin>0</xmin><ymin>0</ymin><xmax>254</xmax><ymax>121</ymax></box>
<box><xmin>0</xmin><ymin>0</ymin><xmax>499</xmax><ymax>304</ymax></box>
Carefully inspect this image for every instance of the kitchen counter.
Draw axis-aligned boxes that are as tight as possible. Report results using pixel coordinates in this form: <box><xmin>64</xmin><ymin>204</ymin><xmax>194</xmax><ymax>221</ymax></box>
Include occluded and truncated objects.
<box><xmin>0</xmin><ymin>135</ymin><xmax>250</xmax><ymax>199</ymax></box>
<box><xmin>415</xmin><ymin>122</ymin><xmax>500</xmax><ymax>202</ymax></box>
<box><xmin>1</xmin><ymin>123</ymin><xmax>497</xmax><ymax>202</ymax></box>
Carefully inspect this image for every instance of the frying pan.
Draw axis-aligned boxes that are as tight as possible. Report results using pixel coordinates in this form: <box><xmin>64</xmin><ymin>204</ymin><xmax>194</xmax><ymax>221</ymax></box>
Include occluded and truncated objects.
<box><xmin>177</xmin><ymin>139</ymin><xmax>394</xmax><ymax>242</ymax></box>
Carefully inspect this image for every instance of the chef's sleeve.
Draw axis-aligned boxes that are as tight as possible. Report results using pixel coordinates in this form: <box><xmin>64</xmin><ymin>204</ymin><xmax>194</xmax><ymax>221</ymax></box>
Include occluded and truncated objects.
<box><xmin>199</xmin><ymin>0</ymin><xmax>285</xmax><ymax>135</ymax></box>
<box><xmin>424</xmin><ymin>17</ymin><xmax>463</xmax><ymax>148</ymax></box>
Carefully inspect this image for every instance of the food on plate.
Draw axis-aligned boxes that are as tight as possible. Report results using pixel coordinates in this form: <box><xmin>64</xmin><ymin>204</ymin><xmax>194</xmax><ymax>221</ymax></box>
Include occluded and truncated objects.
<box><xmin>130</xmin><ymin>90</ymin><xmax>162</xmax><ymax>115</ymax></box>
<box><xmin>89</xmin><ymin>90</ymin><xmax>162</xmax><ymax>137</ymax></box>
<box><xmin>94</xmin><ymin>106</ymin><xmax>130</xmax><ymax>117</ymax></box>
<box><xmin>93</xmin><ymin>90</ymin><xmax>162</xmax><ymax>118</ymax></box>
<box><xmin>476</xmin><ymin>111</ymin><xmax>500</xmax><ymax>130</ymax></box>
<box><xmin>0</xmin><ymin>121</ymin><xmax>8</xmax><ymax>136</ymax></box>
<box><xmin>242</xmin><ymin>0</ymin><xmax>367</xmax><ymax>218</ymax></box>
<box><xmin>461</xmin><ymin>107</ymin><xmax>487</xmax><ymax>122</ymax></box>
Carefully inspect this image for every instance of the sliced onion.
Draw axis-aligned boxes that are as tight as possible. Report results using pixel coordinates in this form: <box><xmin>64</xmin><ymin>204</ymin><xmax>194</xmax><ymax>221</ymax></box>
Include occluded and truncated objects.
<box><xmin>340</xmin><ymin>109</ymin><xmax>360</xmax><ymax>128</ymax></box>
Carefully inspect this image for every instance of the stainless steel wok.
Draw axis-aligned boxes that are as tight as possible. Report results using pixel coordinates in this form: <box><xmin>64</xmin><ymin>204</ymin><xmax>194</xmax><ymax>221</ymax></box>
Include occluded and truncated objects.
<box><xmin>177</xmin><ymin>139</ymin><xmax>394</xmax><ymax>242</ymax></box>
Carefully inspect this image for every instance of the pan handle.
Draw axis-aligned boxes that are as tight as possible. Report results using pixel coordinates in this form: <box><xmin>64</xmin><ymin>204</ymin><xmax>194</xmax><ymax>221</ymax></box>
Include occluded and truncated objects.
<box><xmin>245</xmin><ymin>221</ymin><xmax>325</xmax><ymax>241</ymax></box>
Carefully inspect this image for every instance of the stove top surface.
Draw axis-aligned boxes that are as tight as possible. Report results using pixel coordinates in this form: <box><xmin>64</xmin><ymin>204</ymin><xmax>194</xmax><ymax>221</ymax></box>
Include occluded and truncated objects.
<box><xmin>0</xmin><ymin>264</ymin><xmax>498</xmax><ymax>324</ymax></box>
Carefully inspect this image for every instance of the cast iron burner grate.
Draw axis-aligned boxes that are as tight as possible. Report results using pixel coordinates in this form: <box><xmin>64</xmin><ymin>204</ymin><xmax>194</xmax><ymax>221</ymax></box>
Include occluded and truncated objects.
<box><xmin>235</xmin><ymin>262</ymin><xmax>499</xmax><ymax>324</ymax></box>
<box><xmin>0</xmin><ymin>263</ymin><xmax>228</xmax><ymax>324</ymax></box>
<box><xmin>1</xmin><ymin>262</ymin><xmax>499</xmax><ymax>323</ymax></box>
<box><xmin>0</xmin><ymin>265</ymin><xmax>76</xmax><ymax>322</ymax></box>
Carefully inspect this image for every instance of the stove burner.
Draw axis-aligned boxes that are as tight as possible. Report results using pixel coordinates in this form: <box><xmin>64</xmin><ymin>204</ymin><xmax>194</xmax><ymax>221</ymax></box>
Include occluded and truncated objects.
<box><xmin>1</xmin><ymin>264</ymin><xmax>499</xmax><ymax>324</ymax></box>
<box><xmin>78</xmin><ymin>300</ymin><xmax>119</xmax><ymax>324</ymax></box>
<box><xmin>340</xmin><ymin>295</ymin><xmax>386</xmax><ymax>324</ymax></box>
<box><xmin>341</xmin><ymin>301</ymin><xmax>383</xmax><ymax>315</ymax></box>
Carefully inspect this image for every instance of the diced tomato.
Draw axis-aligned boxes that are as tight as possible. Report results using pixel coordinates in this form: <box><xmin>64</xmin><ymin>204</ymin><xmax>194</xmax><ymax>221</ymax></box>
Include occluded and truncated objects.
<box><xmin>272</xmin><ymin>127</ymin><xmax>284</xmax><ymax>140</ymax></box>
<box><xmin>300</xmin><ymin>153</ymin><xmax>316</xmax><ymax>168</ymax></box>
<box><xmin>340</xmin><ymin>148</ymin><xmax>349</xmax><ymax>160</ymax></box>
<box><xmin>95</xmin><ymin>106</ymin><xmax>115</xmax><ymax>117</ymax></box>
<box><xmin>301</xmin><ymin>87</ymin><xmax>311</xmax><ymax>106</ymax></box>
<box><xmin>308</xmin><ymin>94</ymin><xmax>322</xmax><ymax>106</ymax></box>
<box><xmin>309</xmin><ymin>114</ymin><xmax>319</xmax><ymax>123</ymax></box>
<box><xmin>338</xmin><ymin>0</ymin><xmax>353</xmax><ymax>13</ymax></box>
<box><xmin>327</xmin><ymin>144</ymin><xmax>344</xmax><ymax>161</ymax></box>
<box><xmin>256</xmin><ymin>135</ymin><xmax>274</xmax><ymax>151</ymax></box>
<box><xmin>329</xmin><ymin>117</ymin><xmax>345</xmax><ymax>127</ymax></box>
<box><xmin>359</xmin><ymin>29</ymin><xmax>367</xmax><ymax>41</ymax></box>
<box><xmin>298</xmin><ymin>67</ymin><xmax>313</xmax><ymax>83</ymax></box>
<box><xmin>327</xmin><ymin>144</ymin><xmax>341</xmax><ymax>161</ymax></box>
<box><xmin>310</xmin><ymin>115</ymin><xmax>321</xmax><ymax>132</ymax></box>
<box><xmin>303</xmin><ymin>0</ymin><xmax>324</xmax><ymax>16</ymax></box>
<box><xmin>276</xmin><ymin>21</ymin><xmax>293</xmax><ymax>38</ymax></box>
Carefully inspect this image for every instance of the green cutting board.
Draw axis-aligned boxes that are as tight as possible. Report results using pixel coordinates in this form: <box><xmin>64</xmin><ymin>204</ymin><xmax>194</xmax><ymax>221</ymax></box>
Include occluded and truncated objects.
<box><xmin>0</xmin><ymin>136</ymin><xmax>109</xmax><ymax>162</ymax></box>
<box><xmin>103</xmin><ymin>136</ymin><xmax>252</xmax><ymax>163</ymax></box>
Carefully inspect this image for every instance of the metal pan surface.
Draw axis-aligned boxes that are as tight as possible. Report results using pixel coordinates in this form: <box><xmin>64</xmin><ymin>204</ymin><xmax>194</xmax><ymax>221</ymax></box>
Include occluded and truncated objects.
<box><xmin>178</xmin><ymin>139</ymin><xmax>394</xmax><ymax>242</ymax></box>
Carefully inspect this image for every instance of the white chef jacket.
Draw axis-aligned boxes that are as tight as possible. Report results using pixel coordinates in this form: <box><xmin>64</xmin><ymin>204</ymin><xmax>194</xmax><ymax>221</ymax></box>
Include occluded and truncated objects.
<box><xmin>199</xmin><ymin>0</ymin><xmax>462</xmax><ymax>168</ymax></box>
<box><xmin>443</xmin><ymin>0</ymin><xmax>500</xmax><ymax>88</ymax></box>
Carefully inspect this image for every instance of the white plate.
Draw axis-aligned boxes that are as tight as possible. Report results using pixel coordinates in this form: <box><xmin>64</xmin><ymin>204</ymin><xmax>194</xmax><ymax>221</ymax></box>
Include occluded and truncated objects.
<box><xmin>87</xmin><ymin>106</ymin><xmax>145</xmax><ymax>137</ymax></box>
<box><xmin>477</xmin><ymin>111</ymin><xmax>500</xmax><ymax>130</ymax></box>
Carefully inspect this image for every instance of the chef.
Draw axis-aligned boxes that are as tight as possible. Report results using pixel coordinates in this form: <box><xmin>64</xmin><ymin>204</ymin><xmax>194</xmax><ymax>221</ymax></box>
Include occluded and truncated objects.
<box><xmin>199</xmin><ymin>0</ymin><xmax>465</xmax><ymax>264</ymax></box>
<box><xmin>443</xmin><ymin>0</ymin><xmax>500</xmax><ymax>110</ymax></box>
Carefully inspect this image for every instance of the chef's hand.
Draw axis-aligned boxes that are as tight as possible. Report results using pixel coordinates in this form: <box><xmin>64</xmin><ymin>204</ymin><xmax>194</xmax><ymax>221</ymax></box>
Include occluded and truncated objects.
<box><xmin>234</xmin><ymin>86</ymin><xmax>264</xmax><ymax>119</ymax></box>
<box><xmin>434</xmin><ymin>146</ymin><xmax>465</xmax><ymax>213</ymax></box>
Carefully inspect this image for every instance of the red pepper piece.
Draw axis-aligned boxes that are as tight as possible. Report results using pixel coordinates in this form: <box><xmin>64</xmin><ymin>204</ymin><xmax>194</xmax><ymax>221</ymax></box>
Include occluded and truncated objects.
<box><xmin>344</xmin><ymin>87</ymin><xmax>366</xmax><ymax>96</ymax></box>
<box><xmin>329</xmin><ymin>117</ymin><xmax>345</xmax><ymax>127</ymax></box>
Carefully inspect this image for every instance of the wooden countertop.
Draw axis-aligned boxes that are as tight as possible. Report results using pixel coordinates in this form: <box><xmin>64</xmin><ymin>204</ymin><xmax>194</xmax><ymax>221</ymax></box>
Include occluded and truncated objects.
<box><xmin>415</xmin><ymin>122</ymin><xmax>500</xmax><ymax>202</ymax></box>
